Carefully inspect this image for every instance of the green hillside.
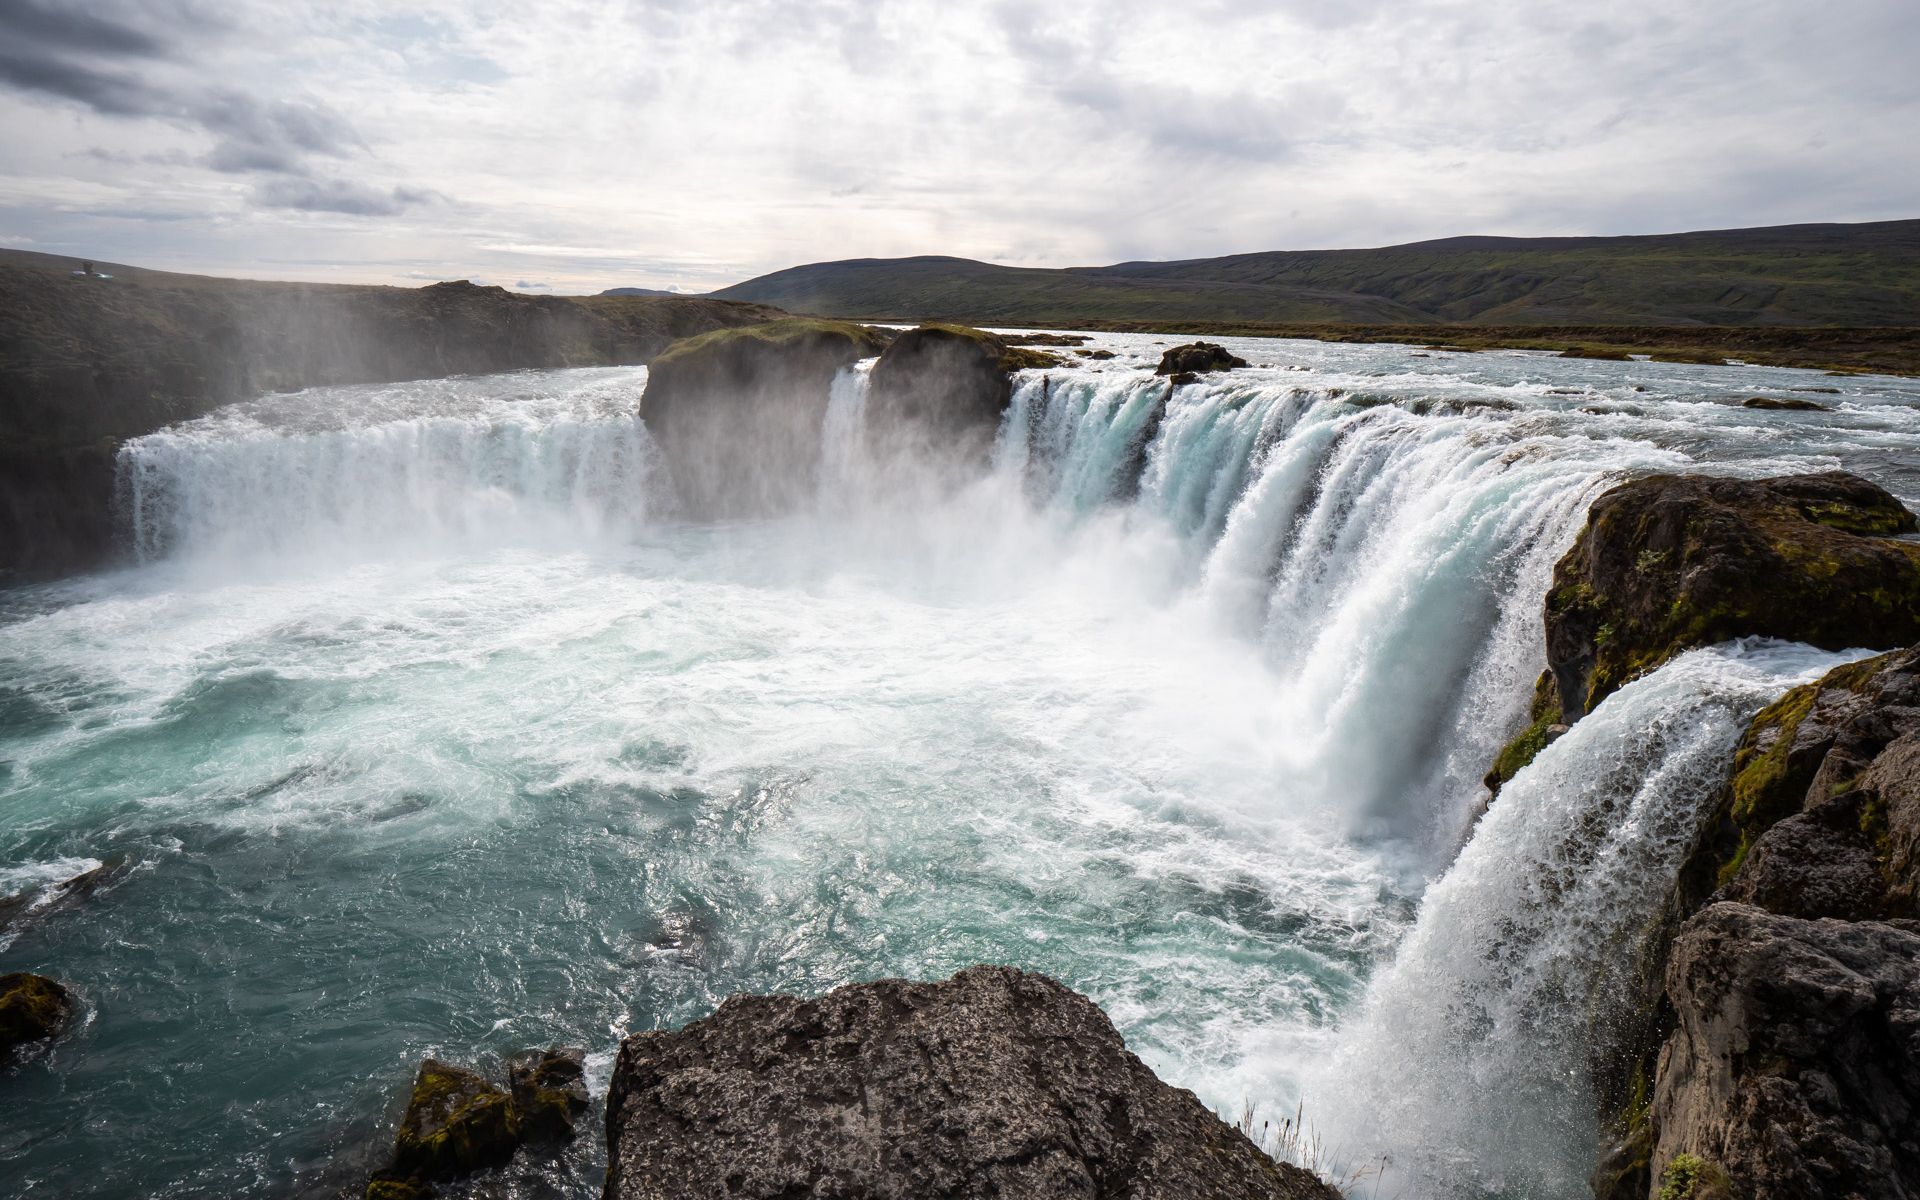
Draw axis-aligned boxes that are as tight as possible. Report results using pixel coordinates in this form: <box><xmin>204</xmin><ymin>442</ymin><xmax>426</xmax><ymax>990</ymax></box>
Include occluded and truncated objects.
<box><xmin>712</xmin><ymin>220</ymin><xmax>1920</xmax><ymax>329</ymax></box>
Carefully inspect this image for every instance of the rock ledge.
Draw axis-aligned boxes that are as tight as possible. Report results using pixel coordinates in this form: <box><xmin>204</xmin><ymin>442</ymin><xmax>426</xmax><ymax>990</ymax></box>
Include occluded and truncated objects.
<box><xmin>604</xmin><ymin>965</ymin><xmax>1337</xmax><ymax>1200</ymax></box>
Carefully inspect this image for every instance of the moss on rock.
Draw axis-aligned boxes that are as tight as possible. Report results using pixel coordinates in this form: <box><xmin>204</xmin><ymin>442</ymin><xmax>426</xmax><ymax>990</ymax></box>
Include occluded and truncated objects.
<box><xmin>506</xmin><ymin>1046</ymin><xmax>589</xmax><ymax>1142</ymax></box>
<box><xmin>1483</xmin><ymin>672</ymin><xmax>1565</xmax><ymax>795</ymax></box>
<box><xmin>1541</xmin><ymin>472</ymin><xmax>1920</xmax><ymax>721</ymax></box>
<box><xmin>0</xmin><ymin>972</ymin><xmax>75</xmax><ymax>1057</ymax></box>
<box><xmin>388</xmin><ymin>1060</ymin><xmax>522</xmax><ymax>1181</ymax></box>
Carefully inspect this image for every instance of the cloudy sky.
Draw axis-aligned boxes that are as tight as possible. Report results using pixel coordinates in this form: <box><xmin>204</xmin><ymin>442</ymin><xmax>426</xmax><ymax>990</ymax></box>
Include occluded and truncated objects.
<box><xmin>1</xmin><ymin>0</ymin><xmax>1914</xmax><ymax>293</ymax></box>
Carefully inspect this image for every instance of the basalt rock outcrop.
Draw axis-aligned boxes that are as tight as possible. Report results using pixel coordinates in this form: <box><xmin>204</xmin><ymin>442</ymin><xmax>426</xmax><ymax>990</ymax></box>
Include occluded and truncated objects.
<box><xmin>1155</xmin><ymin>341</ymin><xmax>1248</xmax><ymax>384</ymax></box>
<box><xmin>0</xmin><ymin>972</ymin><xmax>76</xmax><ymax>1060</ymax></box>
<box><xmin>639</xmin><ymin>318</ymin><xmax>887</xmax><ymax>516</ymax></box>
<box><xmin>866</xmin><ymin>323</ymin><xmax>1059</xmax><ymax>464</ymax></box>
<box><xmin>603</xmin><ymin>965</ymin><xmax>1339</xmax><ymax>1200</ymax></box>
<box><xmin>1593</xmin><ymin>644</ymin><xmax>1920</xmax><ymax>1199</ymax></box>
<box><xmin>1486</xmin><ymin>471</ymin><xmax>1920</xmax><ymax>794</ymax></box>
<box><xmin>0</xmin><ymin>253</ymin><xmax>782</xmax><ymax>576</ymax></box>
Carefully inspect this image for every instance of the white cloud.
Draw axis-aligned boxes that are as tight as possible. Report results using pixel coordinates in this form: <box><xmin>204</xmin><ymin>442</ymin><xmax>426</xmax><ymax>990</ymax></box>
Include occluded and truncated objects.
<box><xmin>0</xmin><ymin>0</ymin><xmax>1913</xmax><ymax>291</ymax></box>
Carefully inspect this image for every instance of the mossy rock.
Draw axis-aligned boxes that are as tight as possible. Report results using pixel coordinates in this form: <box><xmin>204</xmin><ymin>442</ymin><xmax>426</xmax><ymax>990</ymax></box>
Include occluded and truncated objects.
<box><xmin>507</xmin><ymin>1046</ymin><xmax>589</xmax><ymax>1142</ymax></box>
<box><xmin>0</xmin><ymin>972</ymin><xmax>75</xmax><ymax>1056</ymax></box>
<box><xmin>365</xmin><ymin>1175</ymin><xmax>435</xmax><ymax>1200</ymax></box>
<box><xmin>1591</xmin><ymin>1118</ymin><xmax>1653</xmax><ymax>1200</ymax></box>
<box><xmin>1677</xmin><ymin>644</ymin><xmax>1914</xmax><ymax>904</ymax></box>
<box><xmin>1483</xmin><ymin>672</ymin><xmax>1566</xmax><ymax>795</ymax></box>
<box><xmin>1656</xmin><ymin>1152</ymin><xmax>1732</xmax><ymax>1200</ymax></box>
<box><xmin>388</xmin><ymin>1059</ymin><xmax>523</xmax><ymax>1181</ymax></box>
<box><xmin>1742</xmin><ymin>395</ymin><xmax>1831</xmax><ymax>412</ymax></box>
<box><xmin>1541</xmin><ymin>472</ymin><xmax>1920</xmax><ymax>720</ymax></box>
<box><xmin>648</xmin><ymin>317</ymin><xmax>887</xmax><ymax>370</ymax></box>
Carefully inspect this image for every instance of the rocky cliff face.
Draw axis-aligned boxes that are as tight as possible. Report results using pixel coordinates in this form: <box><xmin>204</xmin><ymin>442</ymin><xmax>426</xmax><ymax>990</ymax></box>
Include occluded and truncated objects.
<box><xmin>603</xmin><ymin>965</ymin><xmax>1338</xmax><ymax>1200</ymax></box>
<box><xmin>0</xmin><ymin>259</ymin><xmax>782</xmax><ymax>576</ymax></box>
<box><xmin>1590</xmin><ymin>645</ymin><xmax>1920</xmax><ymax>1199</ymax></box>
<box><xmin>1622</xmin><ymin>645</ymin><xmax>1920</xmax><ymax>1199</ymax></box>
<box><xmin>1653</xmin><ymin>903</ymin><xmax>1920</xmax><ymax>1200</ymax></box>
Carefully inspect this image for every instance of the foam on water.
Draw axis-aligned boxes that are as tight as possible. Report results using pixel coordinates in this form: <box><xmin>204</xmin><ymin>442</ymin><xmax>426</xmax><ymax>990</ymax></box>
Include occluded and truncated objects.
<box><xmin>4</xmin><ymin>334</ymin><xmax>1919</xmax><ymax>1196</ymax></box>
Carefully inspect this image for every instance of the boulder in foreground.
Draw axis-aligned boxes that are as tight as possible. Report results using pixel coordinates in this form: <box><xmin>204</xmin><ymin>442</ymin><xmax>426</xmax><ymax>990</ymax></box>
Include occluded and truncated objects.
<box><xmin>604</xmin><ymin>965</ymin><xmax>1338</xmax><ymax>1200</ymax></box>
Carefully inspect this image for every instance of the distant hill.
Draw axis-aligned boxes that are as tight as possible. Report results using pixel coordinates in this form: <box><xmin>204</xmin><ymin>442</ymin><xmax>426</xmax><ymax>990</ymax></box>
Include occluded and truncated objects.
<box><xmin>601</xmin><ymin>286</ymin><xmax>682</xmax><ymax>297</ymax></box>
<box><xmin>712</xmin><ymin>220</ymin><xmax>1920</xmax><ymax>328</ymax></box>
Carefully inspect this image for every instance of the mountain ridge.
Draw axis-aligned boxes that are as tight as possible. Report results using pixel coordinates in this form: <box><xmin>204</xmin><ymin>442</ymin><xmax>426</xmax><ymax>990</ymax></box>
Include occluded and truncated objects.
<box><xmin>711</xmin><ymin>219</ymin><xmax>1920</xmax><ymax>329</ymax></box>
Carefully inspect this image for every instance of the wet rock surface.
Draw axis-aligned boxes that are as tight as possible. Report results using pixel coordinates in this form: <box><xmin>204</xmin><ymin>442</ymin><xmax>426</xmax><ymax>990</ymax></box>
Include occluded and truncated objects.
<box><xmin>367</xmin><ymin>1048</ymin><xmax>589</xmax><ymax>1198</ymax></box>
<box><xmin>507</xmin><ymin>1046</ymin><xmax>589</xmax><ymax>1142</ymax></box>
<box><xmin>1743</xmin><ymin>395</ymin><xmax>1832</xmax><ymax>411</ymax></box>
<box><xmin>0</xmin><ymin>972</ymin><xmax>75</xmax><ymax>1060</ymax></box>
<box><xmin>604</xmin><ymin>965</ymin><xmax>1338</xmax><ymax>1200</ymax></box>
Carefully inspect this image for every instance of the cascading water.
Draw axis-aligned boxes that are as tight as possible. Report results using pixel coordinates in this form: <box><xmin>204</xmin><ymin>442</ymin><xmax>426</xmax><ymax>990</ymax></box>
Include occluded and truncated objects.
<box><xmin>1308</xmin><ymin>639</ymin><xmax>1869</xmax><ymax>1196</ymax></box>
<box><xmin>6</xmin><ymin>332</ymin><xmax>1919</xmax><ymax>1197</ymax></box>
<box><xmin>117</xmin><ymin>368</ymin><xmax>660</xmax><ymax>562</ymax></box>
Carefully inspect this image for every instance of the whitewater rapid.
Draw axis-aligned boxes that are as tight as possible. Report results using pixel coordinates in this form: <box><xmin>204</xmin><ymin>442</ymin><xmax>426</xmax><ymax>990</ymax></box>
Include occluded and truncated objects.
<box><xmin>5</xmin><ymin>332</ymin><xmax>1918</xmax><ymax>1196</ymax></box>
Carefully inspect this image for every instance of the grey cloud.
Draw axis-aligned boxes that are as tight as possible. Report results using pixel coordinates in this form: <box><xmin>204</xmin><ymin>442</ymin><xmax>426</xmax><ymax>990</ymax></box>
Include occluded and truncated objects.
<box><xmin>0</xmin><ymin>49</ymin><xmax>161</xmax><ymax>116</ymax></box>
<box><xmin>252</xmin><ymin>177</ymin><xmax>439</xmax><ymax>216</ymax></box>
<box><xmin>194</xmin><ymin>92</ymin><xmax>360</xmax><ymax>173</ymax></box>
<box><xmin>0</xmin><ymin>0</ymin><xmax>171</xmax><ymax>58</ymax></box>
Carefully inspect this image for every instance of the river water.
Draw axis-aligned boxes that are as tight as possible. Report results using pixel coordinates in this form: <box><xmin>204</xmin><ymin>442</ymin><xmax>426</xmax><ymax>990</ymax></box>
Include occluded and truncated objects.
<box><xmin>3</xmin><ymin>333</ymin><xmax>1916</xmax><ymax>1196</ymax></box>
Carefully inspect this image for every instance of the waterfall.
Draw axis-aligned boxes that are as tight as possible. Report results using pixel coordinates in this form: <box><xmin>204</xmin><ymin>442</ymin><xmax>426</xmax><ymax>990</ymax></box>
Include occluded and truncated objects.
<box><xmin>1307</xmin><ymin>640</ymin><xmax>1867</xmax><ymax>1197</ymax></box>
<box><xmin>116</xmin><ymin>369</ymin><xmax>660</xmax><ymax>562</ymax></box>
<box><xmin>995</xmin><ymin>371</ymin><xmax>1696</xmax><ymax>855</ymax></box>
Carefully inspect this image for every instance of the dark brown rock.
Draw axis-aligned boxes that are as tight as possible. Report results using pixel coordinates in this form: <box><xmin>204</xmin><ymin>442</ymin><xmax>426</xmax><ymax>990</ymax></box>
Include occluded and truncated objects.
<box><xmin>506</xmin><ymin>1045</ymin><xmax>589</xmax><ymax>1142</ymax></box>
<box><xmin>1679</xmin><ymin>644</ymin><xmax>1920</xmax><ymax>919</ymax></box>
<box><xmin>603</xmin><ymin>965</ymin><xmax>1337</xmax><ymax>1200</ymax></box>
<box><xmin>1650</xmin><ymin>903</ymin><xmax>1920</xmax><ymax>1198</ymax></box>
<box><xmin>866</xmin><ymin>324</ymin><xmax>1059</xmax><ymax>466</ymax></box>
<box><xmin>1743</xmin><ymin>395</ymin><xmax>1832</xmax><ymax>412</ymax></box>
<box><xmin>640</xmin><ymin>318</ymin><xmax>886</xmax><ymax>517</ymax></box>
<box><xmin>0</xmin><ymin>972</ymin><xmax>75</xmax><ymax>1059</ymax></box>
<box><xmin>1155</xmin><ymin>341</ymin><xmax>1248</xmax><ymax>377</ymax></box>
